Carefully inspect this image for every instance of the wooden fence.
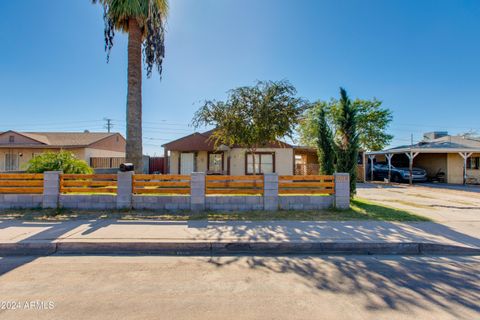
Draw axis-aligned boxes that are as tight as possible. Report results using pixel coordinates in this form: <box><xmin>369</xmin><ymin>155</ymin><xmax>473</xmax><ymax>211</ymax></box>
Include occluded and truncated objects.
<box><xmin>279</xmin><ymin>175</ymin><xmax>335</xmax><ymax>195</ymax></box>
<box><xmin>0</xmin><ymin>173</ymin><xmax>44</xmax><ymax>194</ymax></box>
<box><xmin>60</xmin><ymin>174</ymin><xmax>118</xmax><ymax>194</ymax></box>
<box><xmin>0</xmin><ymin>174</ymin><xmax>336</xmax><ymax>196</ymax></box>
<box><xmin>133</xmin><ymin>174</ymin><xmax>191</xmax><ymax>195</ymax></box>
<box><xmin>205</xmin><ymin>175</ymin><xmax>264</xmax><ymax>195</ymax></box>
<box><xmin>90</xmin><ymin>157</ymin><xmax>125</xmax><ymax>169</ymax></box>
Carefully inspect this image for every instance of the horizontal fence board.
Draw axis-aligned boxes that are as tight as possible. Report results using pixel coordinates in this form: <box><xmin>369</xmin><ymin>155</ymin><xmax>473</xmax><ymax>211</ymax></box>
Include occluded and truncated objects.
<box><xmin>279</xmin><ymin>189</ymin><xmax>335</xmax><ymax>195</ymax></box>
<box><xmin>60</xmin><ymin>174</ymin><xmax>118</xmax><ymax>194</ymax></box>
<box><xmin>206</xmin><ymin>189</ymin><xmax>264</xmax><ymax>195</ymax></box>
<box><xmin>0</xmin><ymin>187</ymin><xmax>43</xmax><ymax>194</ymax></box>
<box><xmin>133</xmin><ymin>181</ymin><xmax>190</xmax><ymax>187</ymax></box>
<box><xmin>279</xmin><ymin>182</ymin><xmax>335</xmax><ymax>188</ymax></box>
<box><xmin>134</xmin><ymin>188</ymin><xmax>190</xmax><ymax>194</ymax></box>
<box><xmin>0</xmin><ymin>180</ymin><xmax>43</xmax><ymax>187</ymax></box>
<box><xmin>60</xmin><ymin>187</ymin><xmax>117</xmax><ymax>194</ymax></box>
<box><xmin>206</xmin><ymin>175</ymin><xmax>263</xmax><ymax>195</ymax></box>
<box><xmin>206</xmin><ymin>175</ymin><xmax>263</xmax><ymax>181</ymax></box>
<box><xmin>279</xmin><ymin>175</ymin><xmax>335</xmax><ymax>195</ymax></box>
<box><xmin>134</xmin><ymin>174</ymin><xmax>190</xmax><ymax>181</ymax></box>
<box><xmin>206</xmin><ymin>182</ymin><xmax>264</xmax><ymax>188</ymax></box>
<box><xmin>279</xmin><ymin>175</ymin><xmax>334</xmax><ymax>181</ymax></box>
<box><xmin>61</xmin><ymin>174</ymin><xmax>117</xmax><ymax>180</ymax></box>
<box><xmin>0</xmin><ymin>174</ymin><xmax>43</xmax><ymax>180</ymax></box>
<box><xmin>62</xmin><ymin>181</ymin><xmax>117</xmax><ymax>187</ymax></box>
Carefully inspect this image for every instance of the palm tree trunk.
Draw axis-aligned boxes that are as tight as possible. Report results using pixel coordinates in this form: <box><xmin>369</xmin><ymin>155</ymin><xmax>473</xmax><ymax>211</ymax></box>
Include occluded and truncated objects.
<box><xmin>126</xmin><ymin>19</ymin><xmax>143</xmax><ymax>173</ymax></box>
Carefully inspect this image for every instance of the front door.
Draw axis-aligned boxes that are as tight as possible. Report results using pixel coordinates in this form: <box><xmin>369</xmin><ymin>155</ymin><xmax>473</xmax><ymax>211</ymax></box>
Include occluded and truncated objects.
<box><xmin>180</xmin><ymin>153</ymin><xmax>195</xmax><ymax>175</ymax></box>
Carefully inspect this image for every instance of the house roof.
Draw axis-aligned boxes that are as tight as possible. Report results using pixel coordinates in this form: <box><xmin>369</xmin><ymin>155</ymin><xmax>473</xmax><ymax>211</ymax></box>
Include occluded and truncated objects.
<box><xmin>367</xmin><ymin>135</ymin><xmax>480</xmax><ymax>155</ymax></box>
<box><xmin>162</xmin><ymin>130</ymin><xmax>293</xmax><ymax>151</ymax></box>
<box><xmin>0</xmin><ymin>131</ymin><xmax>123</xmax><ymax>148</ymax></box>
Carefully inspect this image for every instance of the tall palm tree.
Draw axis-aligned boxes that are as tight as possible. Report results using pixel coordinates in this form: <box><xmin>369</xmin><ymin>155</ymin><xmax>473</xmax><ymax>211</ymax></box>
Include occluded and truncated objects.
<box><xmin>93</xmin><ymin>0</ymin><xmax>168</xmax><ymax>172</ymax></box>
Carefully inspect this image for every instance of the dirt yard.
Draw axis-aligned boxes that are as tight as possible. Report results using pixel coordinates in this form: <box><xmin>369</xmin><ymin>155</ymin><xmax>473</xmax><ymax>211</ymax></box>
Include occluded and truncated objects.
<box><xmin>357</xmin><ymin>182</ymin><xmax>480</xmax><ymax>239</ymax></box>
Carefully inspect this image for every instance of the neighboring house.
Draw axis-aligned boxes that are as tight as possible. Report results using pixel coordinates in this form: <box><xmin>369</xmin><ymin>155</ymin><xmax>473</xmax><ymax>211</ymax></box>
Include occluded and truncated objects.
<box><xmin>0</xmin><ymin>131</ymin><xmax>126</xmax><ymax>172</ymax></box>
<box><xmin>162</xmin><ymin>130</ymin><xmax>319</xmax><ymax>175</ymax></box>
<box><xmin>366</xmin><ymin>132</ymin><xmax>480</xmax><ymax>184</ymax></box>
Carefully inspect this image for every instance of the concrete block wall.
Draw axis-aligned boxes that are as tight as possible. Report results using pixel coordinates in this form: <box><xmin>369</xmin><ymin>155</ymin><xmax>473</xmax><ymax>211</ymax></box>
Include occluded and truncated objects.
<box><xmin>263</xmin><ymin>173</ymin><xmax>279</xmax><ymax>211</ymax></box>
<box><xmin>0</xmin><ymin>172</ymin><xmax>350</xmax><ymax>211</ymax></box>
<box><xmin>59</xmin><ymin>195</ymin><xmax>117</xmax><ymax>210</ymax></box>
<box><xmin>334</xmin><ymin>173</ymin><xmax>350</xmax><ymax>210</ymax></box>
<box><xmin>43</xmin><ymin>171</ymin><xmax>61</xmax><ymax>209</ymax></box>
<box><xmin>133</xmin><ymin>196</ymin><xmax>190</xmax><ymax>210</ymax></box>
<box><xmin>117</xmin><ymin>171</ymin><xmax>133</xmax><ymax>209</ymax></box>
<box><xmin>206</xmin><ymin>196</ymin><xmax>263</xmax><ymax>211</ymax></box>
<box><xmin>0</xmin><ymin>194</ymin><xmax>43</xmax><ymax>209</ymax></box>
<box><xmin>190</xmin><ymin>172</ymin><xmax>206</xmax><ymax>211</ymax></box>
<box><xmin>279</xmin><ymin>195</ymin><xmax>334</xmax><ymax>210</ymax></box>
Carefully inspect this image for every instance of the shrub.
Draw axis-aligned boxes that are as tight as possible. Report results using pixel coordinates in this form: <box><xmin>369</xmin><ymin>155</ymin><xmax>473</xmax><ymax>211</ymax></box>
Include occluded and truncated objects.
<box><xmin>26</xmin><ymin>151</ymin><xmax>94</xmax><ymax>174</ymax></box>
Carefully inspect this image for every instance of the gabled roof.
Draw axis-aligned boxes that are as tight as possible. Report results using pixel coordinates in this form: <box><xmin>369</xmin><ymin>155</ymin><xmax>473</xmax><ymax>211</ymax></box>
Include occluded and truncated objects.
<box><xmin>162</xmin><ymin>130</ymin><xmax>293</xmax><ymax>151</ymax></box>
<box><xmin>0</xmin><ymin>131</ymin><xmax>123</xmax><ymax>148</ymax></box>
<box><xmin>162</xmin><ymin>131</ymin><xmax>216</xmax><ymax>151</ymax></box>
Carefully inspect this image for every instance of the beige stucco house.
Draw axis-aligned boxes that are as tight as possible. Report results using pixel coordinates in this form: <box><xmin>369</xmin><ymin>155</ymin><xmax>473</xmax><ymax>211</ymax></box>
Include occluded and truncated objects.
<box><xmin>162</xmin><ymin>130</ymin><xmax>318</xmax><ymax>176</ymax></box>
<box><xmin>0</xmin><ymin>131</ymin><xmax>126</xmax><ymax>172</ymax></box>
<box><xmin>366</xmin><ymin>132</ymin><xmax>480</xmax><ymax>184</ymax></box>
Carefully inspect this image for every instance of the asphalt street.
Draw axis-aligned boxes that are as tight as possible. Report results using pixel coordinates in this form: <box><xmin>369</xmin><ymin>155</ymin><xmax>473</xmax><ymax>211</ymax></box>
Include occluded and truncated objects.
<box><xmin>0</xmin><ymin>254</ymin><xmax>478</xmax><ymax>320</ymax></box>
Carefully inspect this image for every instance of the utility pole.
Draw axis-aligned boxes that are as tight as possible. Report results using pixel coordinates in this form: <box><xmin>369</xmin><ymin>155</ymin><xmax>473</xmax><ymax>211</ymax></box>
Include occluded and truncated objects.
<box><xmin>104</xmin><ymin>118</ymin><xmax>113</xmax><ymax>133</ymax></box>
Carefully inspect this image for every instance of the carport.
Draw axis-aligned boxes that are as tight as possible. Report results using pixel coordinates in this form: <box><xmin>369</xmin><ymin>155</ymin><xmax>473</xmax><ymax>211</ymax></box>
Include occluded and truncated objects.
<box><xmin>365</xmin><ymin>134</ymin><xmax>480</xmax><ymax>185</ymax></box>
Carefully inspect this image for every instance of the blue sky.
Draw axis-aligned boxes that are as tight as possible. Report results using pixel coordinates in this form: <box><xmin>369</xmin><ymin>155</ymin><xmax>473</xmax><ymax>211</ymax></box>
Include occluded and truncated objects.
<box><xmin>1</xmin><ymin>0</ymin><xmax>479</xmax><ymax>155</ymax></box>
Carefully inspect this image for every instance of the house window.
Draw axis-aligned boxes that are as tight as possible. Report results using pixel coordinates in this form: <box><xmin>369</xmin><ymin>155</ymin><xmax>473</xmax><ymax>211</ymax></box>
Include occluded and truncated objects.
<box><xmin>8</xmin><ymin>136</ymin><xmax>14</xmax><ymax>143</ymax></box>
<box><xmin>208</xmin><ymin>153</ymin><xmax>223</xmax><ymax>174</ymax></box>
<box><xmin>5</xmin><ymin>154</ymin><xmax>19</xmax><ymax>171</ymax></box>
<box><xmin>467</xmin><ymin>157</ymin><xmax>480</xmax><ymax>170</ymax></box>
<box><xmin>246</xmin><ymin>152</ymin><xmax>275</xmax><ymax>174</ymax></box>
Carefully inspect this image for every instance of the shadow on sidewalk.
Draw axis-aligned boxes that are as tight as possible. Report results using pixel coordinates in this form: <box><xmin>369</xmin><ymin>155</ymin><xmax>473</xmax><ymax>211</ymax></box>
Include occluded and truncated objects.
<box><xmin>1</xmin><ymin>218</ymin><xmax>479</xmax><ymax>278</ymax></box>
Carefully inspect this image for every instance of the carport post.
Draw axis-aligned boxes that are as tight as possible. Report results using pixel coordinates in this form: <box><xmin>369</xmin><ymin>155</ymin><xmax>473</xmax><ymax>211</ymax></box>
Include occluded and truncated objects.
<box><xmin>368</xmin><ymin>155</ymin><xmax>376</xmax><ymax>181</ymax></box>
<box><xmin>458</xmin><ymin>152</ymin><xmax>473</xmax><ymax>185</ymax></box>
<box><xmin>385</xmin><ymin>153</ymin><xmax>393</xmax><ymax>182</ymax></box>
<box><xmin>405</xmin><ymin>151</ymin><xmax>419</xmax><ymax>185</ymax></box>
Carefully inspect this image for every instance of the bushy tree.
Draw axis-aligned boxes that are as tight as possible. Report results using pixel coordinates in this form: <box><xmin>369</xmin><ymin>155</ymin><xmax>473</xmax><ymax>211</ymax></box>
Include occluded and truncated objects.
<box><xmin>316</xmin><ymin>102</ymin><xmax>335</xmax><ymax>175</ymax></box>
<box><xmin>299</xmin><ymin>97</ymin><xmax>392</xmax><ymax>151</ymax></box>
<box><xmin>26</xmin><ymin>151</ymin><xmax>94</xmax><ymax>174</ymax></box>
<box><xmin>192</xmin><ymin>80</ymin><xmax>308</xmax><ymax>174</ymax></box>
<box><xmin>334</xmin><ymin>88</ymin><xmax>359</xmax><ymax>196</ymax></box>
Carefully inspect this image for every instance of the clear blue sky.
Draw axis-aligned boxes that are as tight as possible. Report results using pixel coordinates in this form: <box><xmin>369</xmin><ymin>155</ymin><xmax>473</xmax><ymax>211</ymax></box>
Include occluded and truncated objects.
<box><xmin>1</xmin><ymin>0</ymin><xmax>479</xmax><ymax>155</ymax></box>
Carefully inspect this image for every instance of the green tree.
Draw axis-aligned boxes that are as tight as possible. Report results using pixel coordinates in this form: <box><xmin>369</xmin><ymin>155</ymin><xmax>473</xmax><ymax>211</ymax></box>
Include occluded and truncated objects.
<box><xmin>192</xmin><ymin>80</ymin><xmax>307</xmax><ymax>174</ymax></box>
<box><xmin>93</xmin><ymin>0</ymin><xmax>168</xmax><ymax>172</ymax></box>
<box><xmin>299</xmin><ymin>98</ymin><xmax>393</xmax><ymax>151</ymax></box>
<box><xmin>26</xmin><ymin>151</ymin><xmax>94</xmax><ymax>174</ymax></box>
<box><xmin>334</xmin><ymin>88</ymin><xmax>359</xmax><ymax>196</ymax></box>
<box><xmin>315</xmin><ymin>102</ymin><xmax>335</xmax><ymax>175</ymax></box>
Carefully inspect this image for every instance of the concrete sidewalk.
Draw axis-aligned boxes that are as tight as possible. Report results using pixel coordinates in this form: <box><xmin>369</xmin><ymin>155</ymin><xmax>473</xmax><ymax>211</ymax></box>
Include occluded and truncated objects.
<box><xmin>1</xmin><ymin>219</ymin><xmax>479</xmax><ymax>255</ymax></box>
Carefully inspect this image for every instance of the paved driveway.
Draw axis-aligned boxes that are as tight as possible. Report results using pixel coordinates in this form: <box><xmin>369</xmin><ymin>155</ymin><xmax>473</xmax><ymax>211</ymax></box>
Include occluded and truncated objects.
<box><xmin>357</xmin><ymin>183</ymin><xmax>480</xmax><ymax>240</ymax></box>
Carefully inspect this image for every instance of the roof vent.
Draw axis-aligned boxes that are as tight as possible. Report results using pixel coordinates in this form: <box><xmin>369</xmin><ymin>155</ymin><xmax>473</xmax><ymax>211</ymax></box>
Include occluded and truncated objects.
<box><xmin>423</xmin><ymin>131</ymin><xmax>448</xmax><ymax>141</ymax></box>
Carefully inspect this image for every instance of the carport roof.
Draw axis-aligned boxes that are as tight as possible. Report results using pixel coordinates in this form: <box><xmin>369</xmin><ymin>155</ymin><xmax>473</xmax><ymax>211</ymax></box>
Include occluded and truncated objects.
<box><xmin>367</xmin><ymin>135</ymin><xmax>480</xmax><ymax>155</ymax></box>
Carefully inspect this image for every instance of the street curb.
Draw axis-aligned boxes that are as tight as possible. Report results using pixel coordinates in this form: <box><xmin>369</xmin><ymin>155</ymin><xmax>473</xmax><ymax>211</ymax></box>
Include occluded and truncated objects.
<box><xmin>1</xmin><ymin>242</ymin><xmax>479</xmax><ymax>256</ymax></box>
<box><xmin>0</xmin><ymin>243</ymin><xmax>57</xmax><ymax>256</ymax></box>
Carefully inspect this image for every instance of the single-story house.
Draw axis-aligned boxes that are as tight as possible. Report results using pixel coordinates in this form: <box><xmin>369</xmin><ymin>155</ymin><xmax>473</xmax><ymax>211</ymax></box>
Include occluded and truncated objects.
<box><xmin>0</xmin><ymin>130</ymin><xmax>126</xmax><ymax>172</ymax></box>
<box><xmin>162</xmin><ymin>130</ymin><xmax>322</xmax><ymax>175</ymax></box>
<box><xmin>366</xmin><ymin>132</ymin><xmax>480</xmax><ymax>184</ymax></box>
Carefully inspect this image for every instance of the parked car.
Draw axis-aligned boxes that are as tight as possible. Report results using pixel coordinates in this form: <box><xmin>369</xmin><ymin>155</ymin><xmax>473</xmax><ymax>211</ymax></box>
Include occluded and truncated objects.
<box><xmin>368</xmin><ymin>162</ymin><xmax>427</xmax><ymax>183</ymax></box>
